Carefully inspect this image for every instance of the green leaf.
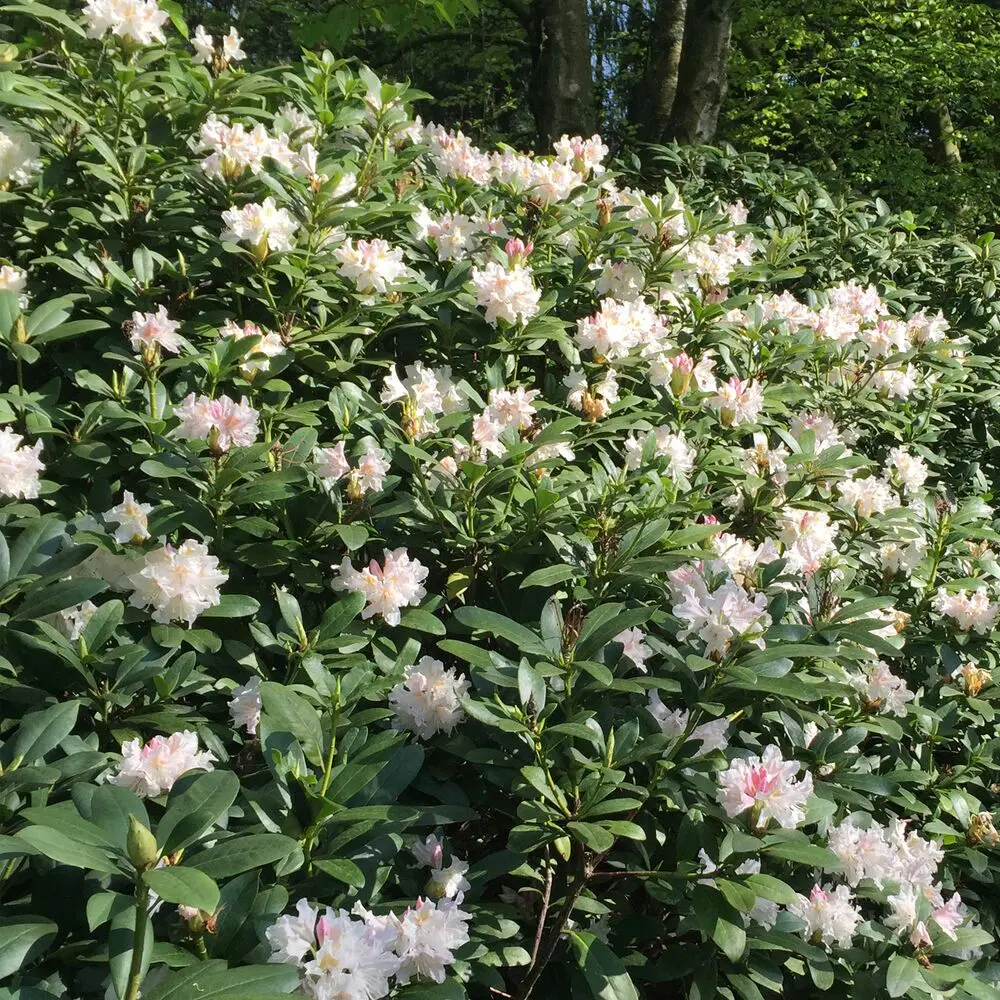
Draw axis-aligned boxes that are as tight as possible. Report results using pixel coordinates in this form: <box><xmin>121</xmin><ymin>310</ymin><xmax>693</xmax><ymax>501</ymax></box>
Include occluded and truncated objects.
<box><xmin>260</xmin><ymin>682</ymin><xmax>324</xmax><ymax>761</ymax></box>
<box><xmin>186</xmin><ymin>835</ymin><xmax>300</xmax><ymax>879</ymax></box>
<box><xmin>144</xmin><ymin>867</ymin><xmax>220</xmax><ymax>914</ymax></box>
<box><xmin>143</xmin><ymin>962</ymin><xmax>300</xmax><ymax>1000</ymax></box>
<box><xmin>157</xmin><ymin>771</ymin><xmax>241</xmax><ymax>853</ymax></box>
<box><xmin>15</xmin><ymin>825</ymin><xmax>119</xmax><ymax>874</ymax></box>
<box><xmin>567</xmin><ymin>821</ymin><xmax>614</xmax><ymax>853</ymax></box>
<box><xmin>744</xmin><ymin>873</ymin><xmax>799</xmax><ymax>905</ymax></box>
<box><xmin>313</xmin><ymin>858</ymin><xmax>366</xmax><ymax>888</ymax></box>
<box><xmin>0</xmin><ymin>917</ymin><xmax>58</xmax><ymax>979</ymax></box>
<box><xmin>692</xmin><ymin>885</ymin><xmax>746</xmax><ymax>962</ymax></box>
<box><xmin>14</xmin><ymin>578</ymin><xmax>107</xmax><ymax>619</ymax></box>
<box><xmin>317</xmin><ymin>591</ymin><xmax>366</xmax><ymax>639</ymax></box>
<box><xmin>109</xmin><ymin>902</ymin><xmax>154</xmax><ymax>1000</ymax></box>
<box><xmin>199</xmin><ymin>595</ymin><xmax>262</xmax><ymax>618</ymax></box>
<box><xmin>452</xmin><ymin>606</ymin><xmax>550</xmax><ymax>656</ymax></box>
<box><xmin>886</xmin><ymin>954</ymin><xmax>921</xmax><ymax>998</ymax></box>
<box><xmin>567</xmin><ymin>931</ymin><xmax>639</xmax><ymax>1000</ymax></box>
<box><xmin>520</xmin><ymin>565</ymin><xmax>576</xmax><ymax>588</ymax></box>
<box><xmin>82</xmin><ymin>599</ymin><xmax>124</xmax><ymax>649</ymax></box>
<box><xmin>11</xmin><ymin>702</ymin><xmax>79</xmax><ymax>763</ymax></box>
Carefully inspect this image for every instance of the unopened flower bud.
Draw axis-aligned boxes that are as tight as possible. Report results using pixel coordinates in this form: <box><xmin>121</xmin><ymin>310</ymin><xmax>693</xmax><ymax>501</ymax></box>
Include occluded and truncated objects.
<box><xmin>127</xmin><ymin>815</ymin><xmax>159</xmax><ymax>871</ymax></box>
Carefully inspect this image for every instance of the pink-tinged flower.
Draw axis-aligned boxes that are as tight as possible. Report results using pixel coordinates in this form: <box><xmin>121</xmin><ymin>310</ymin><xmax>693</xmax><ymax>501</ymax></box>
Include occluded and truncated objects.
<box><xmin>221</xmin><ymin>197</ymin><xmax>297</xmax><ymax>256</ymax></box>
<box><xmin>333</xmin><ymin>547</ymin><xmax>428</xmax><ymax>627</ymax></box>
<box><xmin>553</xmin><ymin>133</ymin><xmax>609</xmax><ymax>175</ymax></box>
<box><xmin>390</xmin><ymin>656</ymin><xmax>470</xmax><ymax>739</ymax></box>
<box><xmin>504</xmin><ymin>237</ymin><xmax>533</xmax><ymax>264</ymax></box>
<box><xmin>935</xmin><ymin>586</ymin><xmax>999</xmax><ymax>635</ymax></box>
<box><xmin>787</xmin><ymin>884</ymin><xmax>862</xmax><ymax>949</ymax></box>
<box><xmin>470</xmin><ymin>262</ymin><xmax>540</xmax><ymax>326</ymax></box>
<box><xmin>0</xmin><ymin>427</ymin><xmax>44</xmax><ymax>499</ymax></box>
<box><xmin>314</xmin><ymin>442</ymin><xmax>350</xmax><ymax>482</ymax></box>
<box><xmin>128</xmin><ymin>539</ymin><xmax>228</xmax><ymax>626</ymax></box>
<box><xmin>932</xmin><ymin>893</ymin><xmax>967</xmax><ymax>940</ymax></box>
<box><xmin>174</xmin><ymin>393</ymin><xmax>259</xmax><ymax>452</ymax></box>
<box><xmin>228</xmin><ymin>676</ymin><xmax>261</xmax><ymax>735</ymax></box>
<box><xmin>615</xmin><ymin>627</ymin><xmax>652</xmax><ymax>672</ymax></box>
<box><xmin>108</xmin><ymin>731</ymin><xmax>215</xmax><ymax>797</ymax></box>
<box><xmin>707</xmin><ymin>376</ymin><xmax>764</xmax><ymax>427</ymax></box>
<box><xmin>335</xmin><ymin>238</ymin><xmax>407</xmax><ymax>293</ymax></box>
<box><xmin>130</xmin><ymin>305</ymin><xmax>182</xmax><ymax>355</ymax></box>
<box><xmin>219</xmin><ymin>319</ymin><xmax>284</xmax><ymax>376</ymax></box>
<box><xmin>352</xmin><ymin>447</ymin><xmax>390</xmax><ymax>494</ymax></box>
<box><xmin>849</xmin><ymin>660</ymin><xmax>914</xmax><ymax>717</ymax></box>
<box><xmin>717</xmin><ymin>745</ymin><xmax>813</xmax><ymax>829</ymax></box>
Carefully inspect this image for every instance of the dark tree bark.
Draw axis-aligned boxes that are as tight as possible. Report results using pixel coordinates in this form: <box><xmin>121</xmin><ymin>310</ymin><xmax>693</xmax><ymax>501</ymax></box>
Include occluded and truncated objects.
<box><xmin>527</xmin><ymin>0</ymin><xmax>596</xmax><ymax>149</ymax></box>
<box><xmin>639</xmin><ymin>0</ymin><xmax>688</xmax><ymax>143</ymax></box>
<box><xmin>665</xmin><ymin>0</ymin><xmax>735</xmax><ymax>145</ymax></box>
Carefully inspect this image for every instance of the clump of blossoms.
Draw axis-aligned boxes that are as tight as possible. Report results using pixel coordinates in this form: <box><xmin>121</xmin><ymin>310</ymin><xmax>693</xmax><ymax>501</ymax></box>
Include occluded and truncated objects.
<box><xmin>219</xmin><ymin>319</ymin><xmax>285</xmax><ymax>376</ymax></box>
<box><xmin>389</xmin><ymin>657</ymin><xmax>470</xmax><ymax>739</ymax></box>
<box><xmin>470</xmin><ymin>252</ymin><xmax>541</xmax><ymax>326</ymax></box>
<box><xmin>0</xmin><ymin>427</ymin><xmax>44</xmax><ymax>499</ymax></box>
<box><xmin>411</xmin><ymin>834</ymin><xmax>471</xmax><ymax>899</ymax></box>
<box><xmin>935</xmin><ymin>587</ymin><xmax>999</xmax><ymax>634</ymax></box>
<box><xmin>174</xmin><ymin>393</ymin><xmax>259</xmax><ymax>452</ymax></box>
<box><xmin>129</xmin><ymin>305</ymin><xmax>182</xmax><ymax>359</ymax></box>
<box><xmin>265</xmin><ymin>895</ymin><xmax>471</xmax><ymax>997</ymax></box>
<box><xmin>128</xmin><ymin>540</ymin><xmax>228</xmax><ymax>625</ymax></box>
<box><xmin>222</xmin><ymin>198</ymin><xmax>298</xmax><ymax>257</ymax></box>
<box><xmin>108</xmin><ymin>731</ymin><xmax>215</xmax><ymax>797</ymax></box>
<box><xmin>82</xmin><ymin>0</ymin><xmax>169</xmax><ymax>45</ymax></box>
<box><xmin>335</xmin><ymin>238</ymin><xmax>407</xmax><ymax>294</ymax></box>
<box><xmin>228</xmin><ymin>675</ymin><xmax>262</xmax><ymax>734</ymax></box>
<box><xmin>333</xmin><ymin>548</ymin><xmax>428</xmax><ymax>626</ymax></box>
<box><xmin>717</xmin><ymin>745</ymin><xmax>814</xmax><ymax>830</ymax></box>
<box><xmin>0</xmin><ymin>127</ymin><xmax>42</xmax><ymax>186</ymax></box>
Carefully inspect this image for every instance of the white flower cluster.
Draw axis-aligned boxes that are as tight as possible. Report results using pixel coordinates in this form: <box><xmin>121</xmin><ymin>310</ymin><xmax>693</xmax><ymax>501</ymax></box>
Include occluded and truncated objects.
<box><xmin>198</xmin><ymin>114</ymin><xmax>315</xmax><ymax>180</ymax></box>
<box><xmin>824</xmin><ymin>816</ymin><xmax>970</xmax><ymax>948</ymax></box>
<box><xmin>575</xmin><ymin>298</ymin><xmax>669</xmax><ymax>361</ymax></box>
<box><xmin>265</xmin><ymin>894</ymin><xmax>471</xmax><ymax>998</ymax></box>
<box><xmin>470</xmin><ymin>262</ymin><xmax>540</xmax><ymax>326</ymax></box>
<box><xmin>0</xmin><ymin>127</ymin><xmax>42</xmax><ymax>186</ymax></box>
<box><xmin>413</xmin><ymin>207</ymin><xmax>506</xmax><ymax>261</ymax></box>
<box><xmin>935</xmin><ymin>587</ymin><xmax>999</xmax><ymax>635</ymax></box>
<box><xmin>82</xmin><ymin>0</ymin><xmax>168</xmax><ymax>46</ymax></box>
<box><xmin>333</xmin><ymin>548</ymin><xmax>428</xmax><ymax>627</ymax></box>
<box><xmin>228</xmin><ymin>675</ymin><xmax>262</xmax><ymax>735</ymax></box>
<box><xmin>0</xmin><ymin>265</ymin><xmax>28</xmax><ymax>307</ymax></box>
<box><xmin>220</xmin><ymin>319</ymin><xmax>285</xmax><ymax>376</ymax></box>
<box><xmin>175</xmin><ymin>393</ymin><xmax>259</xmax><ymax>452</ymax></box>
<box><xmin>647</xmin><ymin>690</ymin><xmax>728</xmax><ymax>756</ymax></box>
<box><xmin>389</xmin><ymin>657</ymin><xmax>470</xmax><ymax>740</ymax></box>
<box><xmin>109</xmin><ymin>730</ymin><xmax>216</xmax><ymax>797</ymax></box>
<box><xmin>381</xmin><ymin>362</ymin><xmax>467</xmax><ymax>438</ymax></box>
<box><xmin>130</xmin><ymin>305</ymin><xmax>182</xmax><ymax>356</ymax></box>
<box><xmin>0</xmin><ymin>427</ymin><xmax>44</xmax><ymax>499</ymax></box>
<box><xmin>128</xmin><ymin>539</ymin><xmax>228</xmax><ymax>626</ymax></box>
<box><xmin>668</xmin><ymin>563</ymin><xmax>771</xmax><ymax>658</ymax></box>
<box><xmin>336</xmin><ymin>239</ymin><xmax>407</xmax><ymax>294</ymax></box>
<box><xmin>314</xmin><ymin>443</ymin><xmax>390</xmax><ymax>496</ymax></box>
<box><xmin>848</xmin><ymin>660</ymin><xmax>914</xmax><ymax>717</ymax></box>
<box><xmin>624</xmin><ymin>426</ymin><xmax>696</xmax><ymax>479</ymax></box>
<box><xmin>787</xmin><ymin>884</ymin><xmax>863</xmax><ymax>949</ymax></box>
<box><xmin>191</xmin><ymin>25</ymin><xmax>246</xmax><ymax>66</ymax></box>
<box><xmin>222</xmin><ymin>198</ymin><xmax>298</xmax><ymax>256</ymax></box>
<box><xmin>471</xmin><ymin>386</ymin><xmax>540</xmax><ymax>459</ymax></box>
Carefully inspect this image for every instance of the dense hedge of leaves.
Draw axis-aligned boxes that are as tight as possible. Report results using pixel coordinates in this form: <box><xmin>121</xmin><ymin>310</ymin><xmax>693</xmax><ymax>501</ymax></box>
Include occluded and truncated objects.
<box><xmin>4</xmin><ymin>5</ymin><xmax>1000</xmax><ymax>1000</ymax></box>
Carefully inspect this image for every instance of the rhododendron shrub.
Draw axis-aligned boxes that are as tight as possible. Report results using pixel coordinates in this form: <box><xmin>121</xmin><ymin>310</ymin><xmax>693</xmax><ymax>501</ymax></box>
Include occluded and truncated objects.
<box><xmin>3</xmin><ymin>5</ymin><xmax>1000</xmax><ymax>1000</ymax></box>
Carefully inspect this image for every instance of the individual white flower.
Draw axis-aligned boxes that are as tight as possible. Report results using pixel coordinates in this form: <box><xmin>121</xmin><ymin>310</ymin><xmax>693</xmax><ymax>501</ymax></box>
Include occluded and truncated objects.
<box><xmin>788</xmin><ymin>884</ymin><xmax>862</xmax><ymax>949</ymax></box>
<box><xmin>470</xmin><ymin>262</ymin><xmax>540</xmax><ymax>326</ymax></box>
<box><xmin>0</xmin><ymin>128</ymin><xmax>42</xmax><ymax>186</ymax></box>
<box><xmin>0</xmin><ymin>427</ymin><xmax>44</xmax><ymax>499</ymax></box>
<box><xmin>130</xmin><ymin>305</ymin><xmax>183</xmax><ymax>355</ymax></box>
<box><xmin>82</xmin><ymin>0</ymin><xmax>169</xmax><ymax>46</ymax></box>
<box><xmin>228</xmin><ymin>676</ymin><xmax>262</xmax><ymax>735</ymax></box>
<box><xmin>335</xmin><ymin>238</ymin><xmax>407</xmax><ymax>294</ymax></box>
<box><xmin>222</xmin><ymin>197</ymin><xmax>298</xmax><ymax>255</ymax></box>
<box><xmin>219</xmin><ymin>319</ymin><xmax>285</xmax><ymax>376</ymax></box>
<box><xmin>880</xmin><ymin>536</ymin><xmax>926</xmax><ymax>577</ymax></box>
<box><xmin>108</xmin><ymin>731</ymin><xmax>216</xmax><ymax>797</ymax></box>
<box><xmin>191</xmin><ymin>24</ymin><xmax>214</xmax><ymax>63</ymax></box>
<box><xmin>390</xmin><ymin>657</ymin><xmax>469</xmax><ymax>739</ymax></box>
<box><xmin>103</xmin><ymin>490</ymin><xmax>153</xmax><ymax>544</ymax></box>
<box><xmin>932</xmin><ymin>893</ymin><xmax>967</xmax><ymax>940</ymax></box>
<box><xmin>426</xmin><ymin>859</ymin><xmax>471</xmax><ymax>901</ymax></box>
<box><xmin>394</xmin><ymin>896</ymin><xmax>472</xmax><ymax>985</ymax></box>
<box><xmin>333</xmin><ymin>548</ymin><xmax>428</xmax><ymax>627</ymax></box>
<box><xmin>935</xmin><ymin>587</ymin><xmax>999</xmax><ymax>635</ymax></box>
<box><xmin>647</xmin><ymin>691</ymin><xmax>727</xmax><ymax>755</ymax></box>
<box><xmin>265</xmin><ymin>898</ymin><xmax>320</xmax><ymax>965</ymax></box>
<box><xmin>887</xmin><ymin>447</ymin><xmax>929</xmax><ymax>494</ymax></box>
<box><xmin>827</xmin><ymin>817</ymin><xmax>900</xmax><ymax>888</ymax></box>
<box><xmin>128</xmin><ymin>539</ymin><xmax>228</xmax><ymax>626</ymax></box>
<box><xmin>717</xmin><ymin>745</ymin><xmax>813</xmax><ymax>829</ymax></box>
<box><xmin>222</xmin><ymin>27</ymin><xmax>246</xmax><ymax>62</ymax></box>
<box><xmin>315</xmin><ymin>442</ymin><xmax>351</xmax><ymax>483</ymax></box>
<box><xmin>850</xmin><ymin>660</ymin><xmax>914</xmax><ymax>717</ymax></box>
<box><xmin>351</xmin><ymin>447</ymin><xmax>390</xmax><ymax>495</ymax></box>
<box><xmin>625</xmin><ymin>426</ymin><xmax>696</xmax><ymax>479</ymax></box>
<box><xmin>54</xmin><ymin>600</ymin><xmax>99</xmax><ymax>641</ymax></box>
<box><xmin>594</xmin><ymin>259</ymin><xmax>644</xmax><ymax>301</ymax></box>
<box><xmin>0</xmin><ymin>264</ymin><xmax>28</xmax><ymax>307</ymax></box>
<box><xmin>789</xmin><ymin>411</ymin><xmax>851</xmax><ymax>455</ymax></box>
<box><xmin>411</xmin><ymin>834</ymin><xmax>446</xmax><ymax>870</ymax></box>
<box><xmin>174</xmin><ymin>394</ymin><xmax>259</xmax><ymax>452</ymax></box>
<box><xmin>615</xmin><ymin>627</ymin><xmax>652</xmax><ymax>671</ymax></box>
<box><xmin>707</xmin><ymin>376</ymin><xmax>765</xmax><ymax>427</ymax></box>
<box><xmin>485</xmin><ymin>386</ymin><xmax>539</xmax><ymax>431</ymax></box>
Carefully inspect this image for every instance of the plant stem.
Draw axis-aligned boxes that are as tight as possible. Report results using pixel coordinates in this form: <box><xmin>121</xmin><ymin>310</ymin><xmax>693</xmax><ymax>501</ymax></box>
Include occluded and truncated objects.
<box><xmin>124</xmin><ymin>880</ymin><xmax>150</xmax><ymax>1000</ymax></box>
<box><xmin>318</xmin><ymin>694</ymin><xmax>341</xmax><ymax>799</ymax></box>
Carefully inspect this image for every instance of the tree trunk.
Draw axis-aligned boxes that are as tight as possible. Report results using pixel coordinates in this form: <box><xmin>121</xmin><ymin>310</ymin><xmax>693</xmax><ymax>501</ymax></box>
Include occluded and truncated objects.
<box><xmin>665</xmin><ymin>0</ymin><xmax>735</xmax><ymax>145</ymax></box>
<box><xmin>929</xmin><ymin>102</ymin><xmax>961</xmax><ymax>166</ymax></box>
<box><xmin>528</xmin><ymin>0</ymin><xmax>595</xmax><ymax>149</ymax></box>
<box><xmin>639</xmin><ymin>0</ymin><xmax>688</xmax><ymax>143</ymax></box>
